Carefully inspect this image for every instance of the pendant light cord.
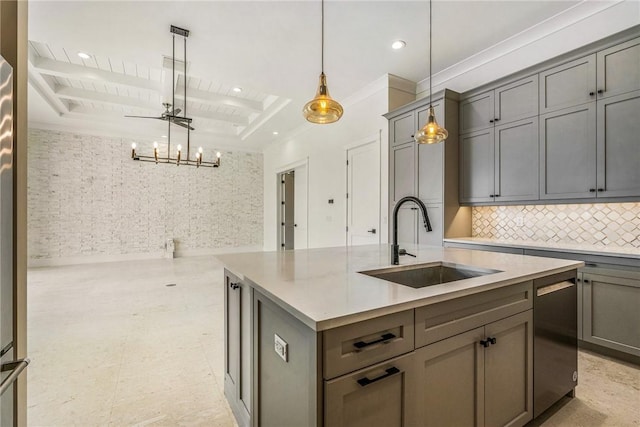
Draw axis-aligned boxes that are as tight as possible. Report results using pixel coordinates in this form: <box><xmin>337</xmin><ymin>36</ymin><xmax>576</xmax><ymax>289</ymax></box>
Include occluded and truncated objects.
<box><xmin>321</xmin><ymin>0</ymin><xmax>324</xmax><ymax>73</ymax></box>
<box><xmin>429</xmin><ymin>0</ymin><xmax>432</xmax><ymax>108</ymax></box>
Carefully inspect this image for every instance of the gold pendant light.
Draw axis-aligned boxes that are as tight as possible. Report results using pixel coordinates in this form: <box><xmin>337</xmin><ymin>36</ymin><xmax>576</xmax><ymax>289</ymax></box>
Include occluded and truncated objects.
<box><xmin>303</xmin><ymin>0</ymin><xmax>343</xmax><ymax>124</ymax></box>
<box><xmin>415</xmin><ymin>0</ymin><xmax>448</xmax><ymax>144</ymax></box>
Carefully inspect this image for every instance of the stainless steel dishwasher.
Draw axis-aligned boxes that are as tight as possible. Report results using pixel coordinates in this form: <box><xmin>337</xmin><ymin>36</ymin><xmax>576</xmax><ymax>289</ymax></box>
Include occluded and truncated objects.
<box><xmin>533</xmin><ymin>270</ymin><xmax>578</xmax><ymax>418</ymax></box>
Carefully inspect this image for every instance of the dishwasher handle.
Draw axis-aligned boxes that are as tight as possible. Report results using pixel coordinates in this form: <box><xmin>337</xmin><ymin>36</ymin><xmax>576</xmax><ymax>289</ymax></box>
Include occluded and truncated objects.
<box><xmin>536</xmin><ymin>280</ymin><xmax>575</xmax><ymax>297</ymax></box>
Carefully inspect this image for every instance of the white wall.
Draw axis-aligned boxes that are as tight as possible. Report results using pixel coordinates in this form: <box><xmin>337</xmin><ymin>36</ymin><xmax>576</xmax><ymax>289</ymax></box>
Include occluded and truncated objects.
<box><xmin>263</xmin><ymin>76</ymin><xmax>395</xmax><ymax>250</ymax></box>
<box><xmin>28</xmin><ymin>128</ymin><xmax>264</xmax><ymax>266</ymax></box>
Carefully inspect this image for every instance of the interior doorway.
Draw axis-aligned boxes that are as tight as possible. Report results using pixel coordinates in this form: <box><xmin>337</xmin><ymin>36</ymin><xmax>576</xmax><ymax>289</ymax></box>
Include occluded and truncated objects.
<box><xmin>346</xmin><ymin>139</ymin><xmax>380</xmax><ymax>246</ymax></box>
<box><xmin>277</xmin><ymin>161</ymin><xmax>308</xmax><ymax>250</ymax></box>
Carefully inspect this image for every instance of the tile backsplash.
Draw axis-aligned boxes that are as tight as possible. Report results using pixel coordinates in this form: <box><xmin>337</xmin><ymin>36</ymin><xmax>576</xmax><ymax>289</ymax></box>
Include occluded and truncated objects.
<box><xmin>472</xmin><ymin>203</ymin><xmax>640</xmax><ymax>248</ymax></box>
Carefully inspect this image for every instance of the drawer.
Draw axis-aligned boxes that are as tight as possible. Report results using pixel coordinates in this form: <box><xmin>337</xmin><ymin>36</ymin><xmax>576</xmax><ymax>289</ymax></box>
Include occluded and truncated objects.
<box><xmin>415</xmin><ymin>281</ymin><xmax>533</xmax><ymax>348</ymax></box>
<box><xmin>323</xmin><ymin>309</ymin><xmax>414</xmax><ymax>380</ymax></box>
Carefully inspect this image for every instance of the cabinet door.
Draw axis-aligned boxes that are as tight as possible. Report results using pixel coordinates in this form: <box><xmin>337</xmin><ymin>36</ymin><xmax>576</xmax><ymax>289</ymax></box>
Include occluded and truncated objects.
<box><xmin>494</xmin><ymin>117</ymin><xmax>539</xmax><ymax>202</ymax></box>
<box><xmin>390</xmin><ymin>142</ymin><xmax>416</xmax><ymax>205</ymax></box>
<box><xmin>391</xmin><ymin>112</ymin><xmax>416</xmax><ymax>146</ymax></box>
<box><xmin>460</xmin><ymin>91</ymin><xmax>494</xmax><ymax>134</ymax></box>
<box><xmin>396</xmin><ymin>207</ymin><xmax>417</xmax><ymax>246</ymax></box>
<box><xmin>539</xmin><ymin>103</ymin><xmax>597</xmax><ymax>200</ymax></box>
<box><xmin>495</xmin><ymin>75</ymin><xmax>539</xmax><ymax>125</ymax></box>
<box><xmin>597</xmin><ymin>37</ymin><xmax>640</xmax><ymax>99</ymax></box>
<box><xmin>582</xmin><ymin>273</ymin><xmax>640</xmax><ymax>357</ymax></box>
<box><xmin>540</xmin><ymin>54</ymin><xmax>596</xmax><ymax>114</ymax></box>
<box><xmin>414</xmin><ymin>327</ymin><xmax>485</xmax><ymax>427</ymax></box>
<box><xmin>324</xmin><ymin>353</ymin><xmax>417</xmax><ymax>427</ymax></box>
<box><xmin>460</xmin><ymin>128</ymin><xmax>495</xmax><ymax>203</ymax></box>
<box><xmin>596</xmin><ymin>90</ymin><xmax>640</xmax><ymax>198</ymax></box>
<box><xmin>484</xmin><ymin>310</ymin><xmax>534</xmax><ymax>427</ymax></box>
<box><xmin>224</xmin><ymin>272</ymin><xmax>251</xmax><ymax>427</ymax></box>
<box><xmin>417</xmin><ymin>102</ymin><xmax>444</xmax><ymax>204</ymax></box>
<box><xmin>417</xmin><ymin>204</ymin><xmax>442</xmax><ymax>247</ymax></box>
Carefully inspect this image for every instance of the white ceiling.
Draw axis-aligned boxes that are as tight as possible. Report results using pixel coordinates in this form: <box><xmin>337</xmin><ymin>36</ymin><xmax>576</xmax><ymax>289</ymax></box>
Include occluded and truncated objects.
<box><xmin>27</xmin><ymin>1</ymin><xmax>635</xmax><ymax>151</ymax></box>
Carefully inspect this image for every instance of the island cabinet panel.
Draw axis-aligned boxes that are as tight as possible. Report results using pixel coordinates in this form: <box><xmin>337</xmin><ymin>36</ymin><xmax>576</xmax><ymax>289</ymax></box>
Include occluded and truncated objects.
<box><xmin>253</xmin><ymin>291</ymin><xmax>320</xmax><ymax>427</ymax></box>
<box><xmin>415</xmin><ymin>281</ymin><xmax>533</xmax><ymax>348</ymax></box>
<box><xmin>224</xmin><ymin>270</ymin><xmax>252</xmax><ymax>427</ymax></box>
<box><xmin>324</xmin><ymin>353</ymin><xmax>418</xmax><ymax>427</ymax></box>
<box><xmin>414</xmin><ymin>311</ymin><xmax>533</xmax><ymax>427</ymax></box>
<box><xmin>581</xmin><ymin>272</ymin><xmax>640</xmax><ymax>357</ymax></box>
<box><xmin>323</xmin><ymin>309</ymin><xmax>414</xmax><ymax>380</ymax></box>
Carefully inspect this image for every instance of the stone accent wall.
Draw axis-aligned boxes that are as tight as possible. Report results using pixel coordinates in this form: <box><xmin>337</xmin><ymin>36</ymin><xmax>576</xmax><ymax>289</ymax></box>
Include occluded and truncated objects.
<box><xmin>28</xmin><ymin>129</ymin><xmax>263</xmax><ymax>262</ymax></box>
<box><xmin>472</xmin><ymin>203</ymin><xmax>640</xmax><ymax>248</ymax></box>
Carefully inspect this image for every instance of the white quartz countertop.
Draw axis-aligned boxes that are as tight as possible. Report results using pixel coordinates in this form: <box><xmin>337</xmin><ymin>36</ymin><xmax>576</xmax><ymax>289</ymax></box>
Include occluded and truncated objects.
<box><xmin>443</xmin><ymin>237</ymin><xmax>640</xmax><ymax>260</ymax></box>
<box><xmin>216</xmin><ymin>245</ymin><xmax>582</xmax><ymax>331</ymax></box>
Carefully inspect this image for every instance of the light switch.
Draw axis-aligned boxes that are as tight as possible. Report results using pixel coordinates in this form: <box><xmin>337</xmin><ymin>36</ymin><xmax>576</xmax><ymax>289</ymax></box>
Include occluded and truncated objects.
<box><xmin>274</xmin><ymin>333</ymin><xmax>288</xmax><ymax>362</ymax></box>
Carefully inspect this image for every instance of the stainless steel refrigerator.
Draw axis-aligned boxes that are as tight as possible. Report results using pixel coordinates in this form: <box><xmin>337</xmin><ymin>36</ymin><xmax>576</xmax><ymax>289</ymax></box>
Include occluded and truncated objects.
<box><xmin>0</xmin><ymin>53</ymin><xmax>28</xmax><ymax>426</ymax></box>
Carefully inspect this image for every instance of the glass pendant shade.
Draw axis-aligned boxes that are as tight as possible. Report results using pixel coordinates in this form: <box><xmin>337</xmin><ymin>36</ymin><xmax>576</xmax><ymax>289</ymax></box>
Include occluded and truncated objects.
<box><xmin>415</xmin><ymin>106</ymin><xmax>448</xmax><ymax>144</ymax></box>
<box><xmin>303</xmin><ymin>72</ymin><xmax>344</xmax><ymax>124</ymax></box>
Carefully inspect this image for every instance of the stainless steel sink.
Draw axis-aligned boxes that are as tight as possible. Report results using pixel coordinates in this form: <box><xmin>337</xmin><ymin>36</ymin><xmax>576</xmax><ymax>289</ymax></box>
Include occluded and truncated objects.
<box><xmin>359</xmin><ymin>262</ymin><xmax>501</xmax><ymax>289</ymax></box>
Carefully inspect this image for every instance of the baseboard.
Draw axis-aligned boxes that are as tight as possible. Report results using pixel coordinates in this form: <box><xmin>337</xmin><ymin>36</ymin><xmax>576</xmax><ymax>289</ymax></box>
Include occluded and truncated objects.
<box><xmin>28</xmin><ymin>245</ymin><xmax>263</xmax><ymax>268</ymax></box>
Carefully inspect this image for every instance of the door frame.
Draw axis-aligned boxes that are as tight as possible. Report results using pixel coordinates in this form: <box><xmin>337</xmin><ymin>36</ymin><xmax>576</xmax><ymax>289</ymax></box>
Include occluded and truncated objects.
<box><xmin>276</xmin><ymin>158</ymin><xmax>309</xmax><ymax>250</ymax></box>
<box><xmin>345</xmin><ymin>132</ymin><xmax>382</xmax><ymax>246</ymax></box>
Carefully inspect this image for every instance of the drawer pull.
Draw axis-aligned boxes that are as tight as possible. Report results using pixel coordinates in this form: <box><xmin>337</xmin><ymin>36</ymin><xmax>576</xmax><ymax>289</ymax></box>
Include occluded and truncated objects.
<box><xmin>353</xmin><ymin>333</ymin><xmax>396</xmax><ymax>349</ymax></box>
<box><xmin>357</xmin><ymin>367</ymin><xmax>400</xmax><ymax>387</ymax></box>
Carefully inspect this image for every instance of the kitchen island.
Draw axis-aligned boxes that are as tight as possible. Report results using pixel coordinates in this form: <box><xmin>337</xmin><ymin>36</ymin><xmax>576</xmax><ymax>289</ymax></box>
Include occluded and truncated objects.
<box><xmin>217</xmin><ymin>244</ymin><xmax>583</xmax><ymax>427</ymax></box>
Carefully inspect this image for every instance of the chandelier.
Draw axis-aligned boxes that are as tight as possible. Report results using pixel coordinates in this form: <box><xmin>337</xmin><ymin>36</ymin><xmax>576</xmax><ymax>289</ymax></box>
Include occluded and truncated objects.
<box><xmin>128</xmin><ymin>25</ymin><xmax>221</xmax><ymax>168</ymax></box>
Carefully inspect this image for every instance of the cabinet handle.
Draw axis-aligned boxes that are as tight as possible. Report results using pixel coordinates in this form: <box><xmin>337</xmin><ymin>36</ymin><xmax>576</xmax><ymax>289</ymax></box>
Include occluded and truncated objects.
<box><xmin>494</xmin><ymin>118</ymin><xmax>500</xmax><ymax>122</ymax></box>
<box><xmin>489</xmin><ymin>194</ymin><xmax>495</xmax><ymax>198</ymax></box>
<box><xmin>489</xmin><ymin>119</ymin><xmax>494</xmax><ymax>123</ymax></box>
<box><xmin>589</xmin><ymin>189</ymin><xmax>596</xmax><ymax>192</ymax></box>
<box><xmin>410</xmin><ymin>134</ymin><xmax>414</xmax><ymax>138</ymax></box>
<box><xmin>583</xmin><ymin>279</ymin><xmax>590</xmax><ymax>283</ymax></box>
<box><xmin>230</xmin><ymin>282</ymin><xmax>240</xmax><ymax>290</ymax></box>
<box><xmin>597</xmin><ymin>89</ymin><xmax>604</xmax><ymax>94</ymax></box>
<box><xmin>480</xmin><ymin>337</ymin><xmax>497</xmax><ymax>348</ymax></box>
<box><xmin>589</xmin><ymin>91</ymin><xmax>595</xmax><ymax>96</ymax></box>
<box><xmin>357</xmin><ymin>367</ymin><xmax>400</xmax><ymax>387</ymax></box>
<box><xmin>494</xmin><ymin>194</ymin><xmax>500</xmax><ymax>197</ymax></box>
<box><xmin>367</xmin><ymin>228</ymin><xmax>377</xmax><ymax>234</ymax></box>
<box><xmin>597</xmin><ymin>188</ymin><xmax>604</xmax><ymax>192</ymax></box>
<box><xmin>353</xmin><ymin>332</ymin><xmax>396</xmax><ymax>349</ymax></box>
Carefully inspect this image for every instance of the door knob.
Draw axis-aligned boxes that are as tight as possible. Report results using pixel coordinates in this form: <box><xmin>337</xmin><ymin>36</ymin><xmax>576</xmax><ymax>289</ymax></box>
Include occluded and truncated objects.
<box><xmin>367</xmin><ymin>229</ymin><xmax>376</xmax><ymax>234</ymax></box>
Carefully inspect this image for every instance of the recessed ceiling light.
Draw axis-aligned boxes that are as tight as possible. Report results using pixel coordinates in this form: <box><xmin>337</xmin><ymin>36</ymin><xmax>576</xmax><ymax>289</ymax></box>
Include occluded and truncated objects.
<box><xmin>273</xmin><ymin>131</ymin><xmax>279</xmax><ymax>135</ymax></box>
<box><xmin>391</xmin><ymin>40</ymin><xmax>406</xmax><ymax>50</ymax></box>
<box><xmin>232</xmin><ymin>87</ymin><xmax>243</xmax><ymax>93</ymax></box>
<box><xmin>77</xmin><ymin>52</ymin><xmax>91</xmax><ymax>59</ymax></box>
<box><xmin>161</xmin><ymin>135</ymin><xmax>167</xmax><ymax>138</ymax></box>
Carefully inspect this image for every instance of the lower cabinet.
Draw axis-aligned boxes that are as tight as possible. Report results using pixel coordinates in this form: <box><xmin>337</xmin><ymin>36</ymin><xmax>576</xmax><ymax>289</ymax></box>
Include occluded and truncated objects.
<box><xmin>223</xmin><ymin>270</ymin><xmax>252</xmax><ymax>427</ymax></box>
<box><xmin>580</xmin><ymin>268</ymin><xmax>640</xmax><ymax>357</ymax></box>
<box><xmin>415</xmin><ymin>310</ymin><xmax>533</xmax><ymax>427</ymax></box>
<box><xmin>324</xmin><ymin>353</ymin><xmax>417</xmax><ymax>427</ymax></box>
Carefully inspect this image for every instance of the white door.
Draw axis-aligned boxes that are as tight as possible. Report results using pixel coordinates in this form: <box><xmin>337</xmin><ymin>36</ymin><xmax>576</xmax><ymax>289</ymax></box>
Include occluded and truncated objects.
<box><xmin>347</xmin><ymin>141</ymin><xmax>380</xmax><ymax>246</ymax></box>
<box><xmin>294</xmin><ymin>164</ymin><xmax>308</xmax><ymax>249</ymax></box>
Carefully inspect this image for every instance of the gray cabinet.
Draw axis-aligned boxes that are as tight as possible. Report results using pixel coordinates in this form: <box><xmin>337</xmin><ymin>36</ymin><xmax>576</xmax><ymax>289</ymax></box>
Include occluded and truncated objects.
<box><xmin>460</xmin><ymin>117</ymin><xmax>538</xmax><ymax>203</ymax></box>
<box><xmin>580</xmin><ymin>269</ymin><xmax>640</xmax><ymax>357</ymax></box>
<box><xmin>596</xmin><ymin>37</ymin><xmax>640</xmax><ymax>99</ymax></box>
<box><xmin>390</xmin><ymin>112</ymin><xmax>416</xmax><ymax>146</ymax></box>
<box><xmin>415</xmin><ymin>310</ymin><xmax>534</xmax><ymax>427</ymax></box>
<box><xmin>417</xmin><ymin>103</ymin><xmax>444</xmax><ymax>204</ymax></box>
<box><xmin>596</xmin><ymin>90</ymin><xmax>640</xmax><ymax>198</ymax></box>
<box><xmin>324</xmin><ymin>353</ymin><xmax>417</xmax><ymax>427</ymax></box>
<box><xmin>460</xmin><ymin>75</ymin><xmax>538</xmax><ymax>134</ymax></box>
<box><xmin>224</xmin><ymin>270</ymin><xmax>251</xmax><ymax>427</ymax></box>
<box><xmin>390</xmin><ymin>142</ymin><xmax>416</xmax><ymax>205</ymax></box>
<box><xmin>539</xmin><ymin>55</ymin><xmax>596</xmax><ymax>114</ymax></box>
<box><xmin>539</xmin><ymin>103</ymin><xmax>597</xmax><ymax>200</ymax></box>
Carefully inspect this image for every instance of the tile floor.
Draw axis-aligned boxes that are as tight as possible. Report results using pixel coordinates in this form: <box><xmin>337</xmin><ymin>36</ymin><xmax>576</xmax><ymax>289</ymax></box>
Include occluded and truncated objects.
<box><xmin>27</xmin><ymin>256</ymin><xmax>640</xmax><ymax>426</ymax></box>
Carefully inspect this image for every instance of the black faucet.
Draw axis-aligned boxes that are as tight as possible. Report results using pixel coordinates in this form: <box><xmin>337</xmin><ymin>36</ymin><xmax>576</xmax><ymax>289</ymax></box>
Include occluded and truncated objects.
<box><xmin>392</xmin><ymin>196</ymin><xmax>432</xmax><ymax>265</ymax></box>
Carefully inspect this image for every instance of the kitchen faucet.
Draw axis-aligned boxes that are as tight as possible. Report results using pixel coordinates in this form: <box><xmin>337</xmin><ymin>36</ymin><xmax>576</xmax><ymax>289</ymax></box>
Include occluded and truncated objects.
<box><xmin>392</xmin><ymin>196</ymin><xmax>432</xmax><ymax>265</ymax></box>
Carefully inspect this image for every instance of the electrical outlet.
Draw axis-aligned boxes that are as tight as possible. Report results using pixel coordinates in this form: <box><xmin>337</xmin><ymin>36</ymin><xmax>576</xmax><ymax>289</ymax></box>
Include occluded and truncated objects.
<box><xmin>274</xmin><ymin>334</ymin><xmax>288</xmax><ymax>362</ymax></box>
<box><xmin>516</xmin><ymin>216</ymin><xmax>524</xmax><ymax>227</ymax></box>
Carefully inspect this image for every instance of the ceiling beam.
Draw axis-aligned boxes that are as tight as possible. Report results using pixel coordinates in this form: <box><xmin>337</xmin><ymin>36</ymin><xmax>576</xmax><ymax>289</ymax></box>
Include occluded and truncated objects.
<box><xmin>31</xmin><ymin>56</ymin><xmax>162</xmax><ymax>93</ymax></box>
<box><xmin>55</xmin><ymin>86</ymin><xmax>160</xmax><ymax>111</ymax></box>
<box><xmin>175</xmin><ymin>85</ymin><xmax>264</xmax><ymax>113</ymax></box>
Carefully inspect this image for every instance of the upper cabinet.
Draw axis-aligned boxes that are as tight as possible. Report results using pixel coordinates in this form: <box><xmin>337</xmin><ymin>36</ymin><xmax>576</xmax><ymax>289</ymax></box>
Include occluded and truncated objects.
<box><xmin>460</xmin><ymin>32</ymin><xmax>640</xmax><ymax>206</ymax></box>
<box><xmin>596</xmin><ymin>37</ymin><xmax>640</xmax><ymax>99</ymax></box>
<box><xmin>460</xmin><ymin>75</ymin><xmax>538</xmax><ymax>134</ymax></box>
